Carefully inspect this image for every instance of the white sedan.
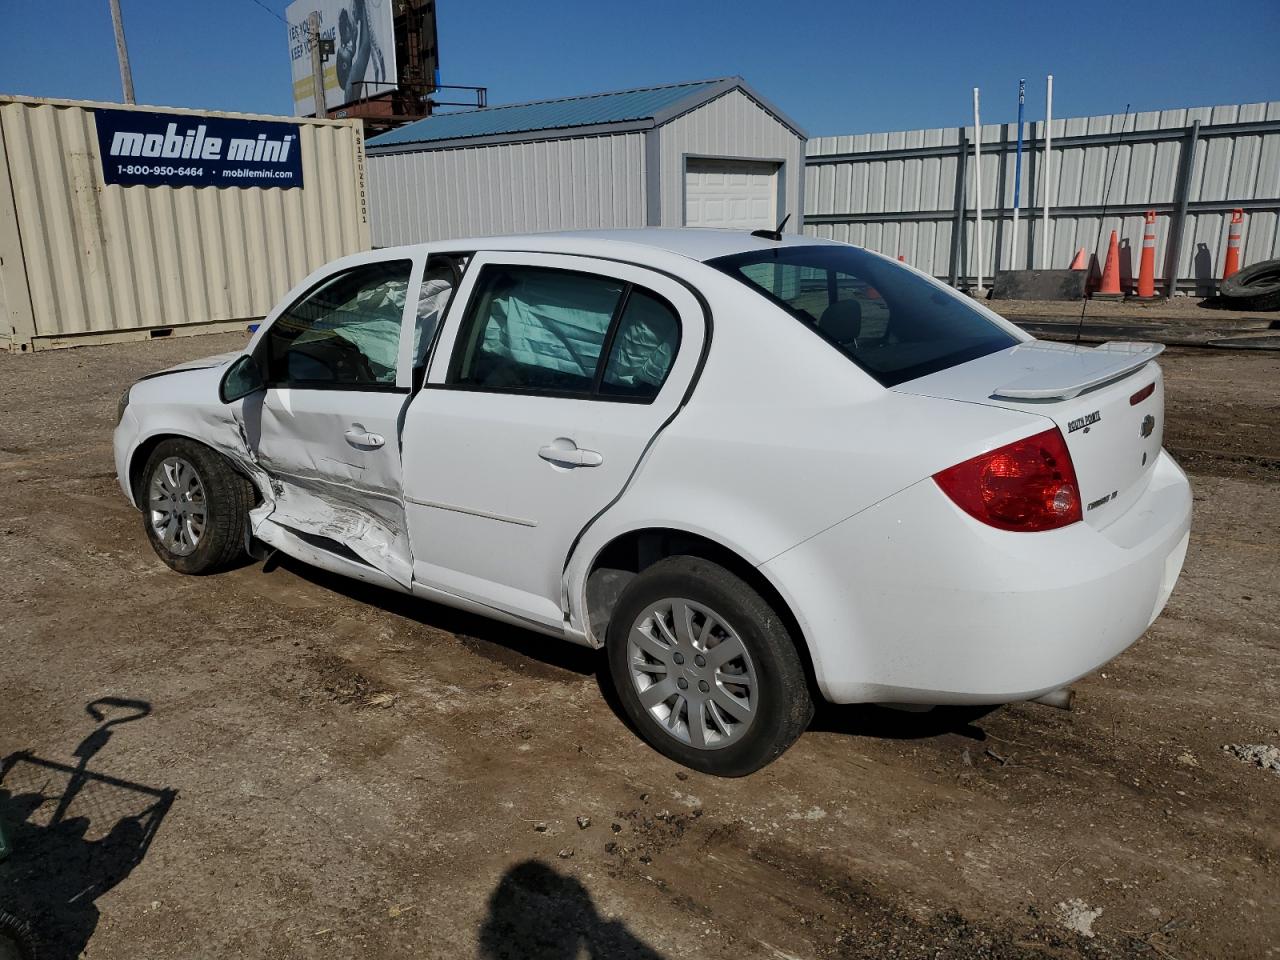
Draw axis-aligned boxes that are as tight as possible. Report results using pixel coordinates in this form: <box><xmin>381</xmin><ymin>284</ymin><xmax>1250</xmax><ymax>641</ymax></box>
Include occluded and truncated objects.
<box><xmin>114</xmin><ymin>229</ymin><xmax>1192</xmax><ymax>776</ymax></box>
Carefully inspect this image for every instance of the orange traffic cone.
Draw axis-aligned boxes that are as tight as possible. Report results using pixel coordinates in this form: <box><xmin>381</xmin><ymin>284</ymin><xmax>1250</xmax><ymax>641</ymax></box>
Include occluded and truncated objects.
<box><xmin>1222</xmin><ymin>209</ymin><xmax>1243</xmax><ymax>281</ymax></box>
<box><xmin>1131</xmin><ymin>211</ymin><xmax>1159</xmax><ymax>300</ymax></box>
<box><xmin>1069</xmin><ymin>247</ymin><xmax>1087</xmax><ymax>270</ymax></box>
<box><xmin>1092</xmin><ymin>230</ymin><xmax>1123</xmax><ymax>300</ymax></box>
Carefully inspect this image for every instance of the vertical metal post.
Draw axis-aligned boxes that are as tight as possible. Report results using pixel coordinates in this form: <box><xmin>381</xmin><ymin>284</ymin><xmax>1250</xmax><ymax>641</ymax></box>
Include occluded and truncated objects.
<box><xmin>1165</xmin><ymin>119</ymin><xmax>1201</xmax><ymax>297</ymax></box>
<box><xmin>108</xmin><ymin>0</ymin><xmax>135</xmax><ymax>104</ymax></box>
<box><xmin>1011</xmin><ymin>79</ymin><xmax>1025</xmax><ymax>269</ymax></box>
<box><xmin>309</xmin><ymin>12</ymin><xmax>326</xmax><ymax>119</ymax></box>
<box><xmin>972</xmin><ymin>88</ymin><xmax>984</xmax><ymax>294</ymax></box>
<box><xmin>949</xmin><ymin>130</ymin><xmax>969</xmax><ymax>287</ymax></box>
<box><xmin>0</xmin><ymin>118</ymin><xmax>38</xmax><ymax>351</ymax></box>
<box><xmin>1040</xmin><ymin>74</ymin><xmax>1054</xmax><ymax>268</ymax></box>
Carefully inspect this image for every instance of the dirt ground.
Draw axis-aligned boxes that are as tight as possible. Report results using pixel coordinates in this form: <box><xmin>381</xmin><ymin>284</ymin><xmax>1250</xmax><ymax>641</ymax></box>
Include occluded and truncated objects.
<box><xmin>1</xmin><ymin>334</ymin><xmax>1277</xmax><ymax>960</ymax></box>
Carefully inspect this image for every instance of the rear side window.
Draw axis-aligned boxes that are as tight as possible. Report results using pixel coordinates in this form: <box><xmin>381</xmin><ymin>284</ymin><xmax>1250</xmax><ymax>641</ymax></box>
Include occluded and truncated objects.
<box><xmin>709</xmin><ymin>246</ymin><xmax>1017</xmax><ymax>386</ymax></box>
<box><xmin>600</xmin><ymin>291</ymin><xmax>680</xmax><ymax>398</ymax></box>
<box><xmin>448</xmin><ymin>265</ymin><xmax>680</xmax><ymax>401</ymax></box>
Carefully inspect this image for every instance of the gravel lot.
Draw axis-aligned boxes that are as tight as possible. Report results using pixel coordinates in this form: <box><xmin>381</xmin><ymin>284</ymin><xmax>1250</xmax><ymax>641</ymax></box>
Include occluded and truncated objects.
<box><xmin>1</xmin><ymin>334</ymin><xmax>1277</xmax><ymax>959</ymax></box>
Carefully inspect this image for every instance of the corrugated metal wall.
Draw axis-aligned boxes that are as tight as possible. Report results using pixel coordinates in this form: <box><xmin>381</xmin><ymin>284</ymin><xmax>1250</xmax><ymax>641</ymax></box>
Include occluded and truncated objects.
<box><xmin>0</xmin><ymin>96</ymin><xmax>369</xmax><ymax>350</ymax></box>
<box><xmin>657</xmin><ymin>88</ymin><xmax>805</xmax><ymax>230</ymax></box>
<box><xmin>368</xmin><ymin>133</ymin><xmax>646</xmax><ymax>246</ymax></box>
<box><xmin>805</xmin><ymin>100</ymin><xmax>1280</xmax><ymax>292</ymax></box>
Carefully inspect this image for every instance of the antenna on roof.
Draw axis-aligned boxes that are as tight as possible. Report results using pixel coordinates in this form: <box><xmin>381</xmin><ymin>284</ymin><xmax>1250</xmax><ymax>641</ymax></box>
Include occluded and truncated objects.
<box><xmin>751</xmin><ymin>214</ymin><xmax>791</xmax><ymax>242</ymax></box>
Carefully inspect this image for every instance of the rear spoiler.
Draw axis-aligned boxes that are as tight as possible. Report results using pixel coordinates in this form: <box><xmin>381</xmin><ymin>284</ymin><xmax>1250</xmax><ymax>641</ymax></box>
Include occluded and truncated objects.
<box><xmin>992</xmin><ymin>341</ymin><xmax>1166</xmax><ymax>401</ymax></box>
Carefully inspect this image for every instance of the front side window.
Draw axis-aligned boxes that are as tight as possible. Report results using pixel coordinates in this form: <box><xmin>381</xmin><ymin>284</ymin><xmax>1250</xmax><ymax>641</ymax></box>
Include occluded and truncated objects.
<box><xmin>448</xmin><ymin>265</ymin><xmax>680</xmax><ymax>401</ymax></box>
<box><xmin>263</xmin><ymin>260</ymin><xmax>412</xmax><ymax>387</ymax></box>
<box><xmin>710</xmin><ymin>245</ymin><xmax>1017</xmax><ymax>387</ymax></box>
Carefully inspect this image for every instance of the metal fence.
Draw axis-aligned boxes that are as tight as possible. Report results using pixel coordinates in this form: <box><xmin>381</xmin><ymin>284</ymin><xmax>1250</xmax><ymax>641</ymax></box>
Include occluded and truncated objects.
<box><xmin>804</xmin><ymin>100</ymin><xmax>1280</xmax><ymax>294</ymax></box>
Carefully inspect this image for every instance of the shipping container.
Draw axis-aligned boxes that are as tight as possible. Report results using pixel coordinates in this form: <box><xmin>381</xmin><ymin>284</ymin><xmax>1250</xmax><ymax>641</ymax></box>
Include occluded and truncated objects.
<box><xmin>0</xmin><ymin>95</ymin><xmax>371</xmax><ymax>351</ymax></box>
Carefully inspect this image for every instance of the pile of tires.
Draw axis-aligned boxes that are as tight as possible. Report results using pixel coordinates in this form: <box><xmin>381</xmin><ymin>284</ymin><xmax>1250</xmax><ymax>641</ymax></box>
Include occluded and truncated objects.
<box><xmin>1221</xmin><ymin>258</ymin><xmax>1280</xmax><ymax>311</ymax></box>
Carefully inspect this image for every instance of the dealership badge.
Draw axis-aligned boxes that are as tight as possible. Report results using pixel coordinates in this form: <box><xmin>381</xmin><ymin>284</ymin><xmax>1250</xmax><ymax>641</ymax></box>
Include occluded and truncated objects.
<box><xmin>1067</xmin><ymin>410</ymin><xmax>1102</xmax><ymax>434</ymax></box>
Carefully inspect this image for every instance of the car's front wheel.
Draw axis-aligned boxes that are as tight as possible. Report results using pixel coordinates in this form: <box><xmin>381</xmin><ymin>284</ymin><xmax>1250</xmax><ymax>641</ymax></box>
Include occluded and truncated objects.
<box><xmin>606</xmin><ymin>556</ymin><xmax>813</xmax><ymax>777</ymax></box>
<box><xmin>140</xmin><ymin>438</ymin><xmax>252</xmax><ymax>574</ymax></box>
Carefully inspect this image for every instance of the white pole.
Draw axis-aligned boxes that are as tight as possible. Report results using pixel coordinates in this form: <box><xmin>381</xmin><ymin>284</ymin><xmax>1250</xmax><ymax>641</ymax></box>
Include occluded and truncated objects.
<box><xmin>1011</xmin><ymin>78</ymin><xmax>1025</xmax><ymax>270</ymax></box>
<box><xmin>1041</xmin><ymin>74</ymin><xmax>1054</xmax><ymax>269</ymax></box>
<box><xmin>973</xmin><ymin>87</ymin><xmax>983</xmax><ymax>293</ymax></box>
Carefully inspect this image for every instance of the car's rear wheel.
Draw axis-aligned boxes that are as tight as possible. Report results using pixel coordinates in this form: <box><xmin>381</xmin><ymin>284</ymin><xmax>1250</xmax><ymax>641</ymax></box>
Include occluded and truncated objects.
<box><xmin>140</xmin><ymin>438</ymin><xmax>252</xmax><ymax>575</ymax></box>
<box><xmin>606</xmin><ymin>556</ymin><xmax>813</xmax><ymax>777</ymax></box>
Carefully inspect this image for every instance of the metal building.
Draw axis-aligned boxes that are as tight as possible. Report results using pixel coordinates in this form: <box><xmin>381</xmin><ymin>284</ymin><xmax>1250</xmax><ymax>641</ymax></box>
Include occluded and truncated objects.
<box><xmin>0</xmin><ymin>96</ymin><xmax>370</xmax><ymax>352</ymax></box>
<box><xmin>366</xmin><ymin>77</ymin><xmax>806</xmax><ymax>245</ymax></box>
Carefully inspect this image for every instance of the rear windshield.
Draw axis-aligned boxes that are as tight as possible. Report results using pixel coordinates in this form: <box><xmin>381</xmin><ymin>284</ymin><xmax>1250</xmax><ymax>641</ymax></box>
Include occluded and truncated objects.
<box><xmin>708</xmin><ymin>245</ymin><xmax>1018</xmax><ymax>387</ymax></box>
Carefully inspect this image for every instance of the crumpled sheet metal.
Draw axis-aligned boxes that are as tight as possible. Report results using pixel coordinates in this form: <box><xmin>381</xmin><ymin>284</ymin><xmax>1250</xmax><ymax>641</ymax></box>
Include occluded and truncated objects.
<box><xmin>250</xmin><ymin>472</ymin><xmax>414</xmax><ymax>589</ymax></box>
<box><xmin>161</xmin><ymin>361</ymin><xmax>414</xmax><ymax>590</ymax></box>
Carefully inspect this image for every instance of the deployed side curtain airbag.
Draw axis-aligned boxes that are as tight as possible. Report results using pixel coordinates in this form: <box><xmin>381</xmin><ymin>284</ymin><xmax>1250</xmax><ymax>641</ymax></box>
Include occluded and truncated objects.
<box><xmin>317</xmin><ymin>279</ymin><xmax>407</xmax><ymax>381</ymax></box>
<box><xmin>480</xmin><ymin>270</ymin><xmax>621</xmax><ymax>380</ymax></box>
<box><xmin>600</xmin><ymin>290</ymin><xmax>679</xmax><ymax>392</ymax></box>
<box><xmin>414</xmin><ymin>277</ymin><xmax>455</xmax><ymax>368</ymax></box>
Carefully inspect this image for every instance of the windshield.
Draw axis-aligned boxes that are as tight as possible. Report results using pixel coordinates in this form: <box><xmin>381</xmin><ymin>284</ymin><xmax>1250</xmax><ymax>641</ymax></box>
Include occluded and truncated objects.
<box><xmin>708</xmin><ymin>245</ymin><xmax>1019</xmax><ymax>387</ymax></box>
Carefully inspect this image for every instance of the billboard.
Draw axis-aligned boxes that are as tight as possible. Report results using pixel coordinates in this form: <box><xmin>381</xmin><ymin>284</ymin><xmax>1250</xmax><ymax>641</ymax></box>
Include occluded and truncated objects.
<box><xmin>287</xmin><ymin>0</ymin><xmax>398</xmax><ymax>116</ymax></box>
<box><xmin>94</xmin><ymin>109</ymin><xmax>304</xmax><ymax>189</ymax></box>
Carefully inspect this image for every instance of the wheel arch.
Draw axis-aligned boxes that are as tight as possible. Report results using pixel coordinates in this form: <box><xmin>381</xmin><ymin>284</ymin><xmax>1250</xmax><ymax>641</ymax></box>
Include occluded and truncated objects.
<box><xmin>577</xmin><ymin>525</ymin><xmax>820</xmax><ymax>695</ymax></box>
<box><xmin>128</xmin><ymin>433</ymin><xmax>179</xmax><ymax>506</ymax></box>
<box><xmin>127</xmin><ymin>432</ymin><xmax>259</xmax><ymax>509</ymax></box>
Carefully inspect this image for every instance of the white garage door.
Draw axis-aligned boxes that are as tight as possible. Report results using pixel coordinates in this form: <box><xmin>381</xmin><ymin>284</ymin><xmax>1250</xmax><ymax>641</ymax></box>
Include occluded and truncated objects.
<box><xmin>684</xmin><ymin>159</ymin><xmax>779</xmax><ymax>230</ymax></box>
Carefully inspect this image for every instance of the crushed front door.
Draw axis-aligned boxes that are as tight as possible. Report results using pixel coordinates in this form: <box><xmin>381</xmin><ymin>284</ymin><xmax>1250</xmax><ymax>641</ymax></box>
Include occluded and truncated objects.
<box><xmin>243</xmin><ymin>254</ymin><xmax>425</xmax><ymax>587</ymax></box>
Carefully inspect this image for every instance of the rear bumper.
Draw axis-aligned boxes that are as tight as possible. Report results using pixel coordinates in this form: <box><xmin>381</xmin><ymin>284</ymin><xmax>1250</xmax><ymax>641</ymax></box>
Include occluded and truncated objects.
<box><xmin>763</xmin><ymin>450</ymin><xmax>1192</xmax><ymax>705</ymax></box>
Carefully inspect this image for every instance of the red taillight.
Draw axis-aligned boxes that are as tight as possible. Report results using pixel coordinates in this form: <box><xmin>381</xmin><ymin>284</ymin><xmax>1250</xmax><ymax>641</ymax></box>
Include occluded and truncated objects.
<box><xmin>933</xmin><ymin>428</ymin><xmax>1082</xmax><ymax>532</ymax></box>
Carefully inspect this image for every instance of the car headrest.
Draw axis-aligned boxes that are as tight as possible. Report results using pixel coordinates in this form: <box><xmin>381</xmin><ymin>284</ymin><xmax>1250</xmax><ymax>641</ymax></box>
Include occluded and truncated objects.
<box><xmin>818</xmin><ymin>299</ymin><xmax>861</xmax><ymax>343</ymax></box>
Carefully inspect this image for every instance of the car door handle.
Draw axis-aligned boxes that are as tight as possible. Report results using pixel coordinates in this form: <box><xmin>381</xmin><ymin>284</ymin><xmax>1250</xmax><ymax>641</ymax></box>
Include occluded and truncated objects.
<box><xmin>344</xmin><ymin>427</ymin><xmax>385</xmax><ymax>449</ymax></box>
<box><xmin>538</xmin><ymin>441</ymin><xmax>603</xmax><ymax>468</ymax></box>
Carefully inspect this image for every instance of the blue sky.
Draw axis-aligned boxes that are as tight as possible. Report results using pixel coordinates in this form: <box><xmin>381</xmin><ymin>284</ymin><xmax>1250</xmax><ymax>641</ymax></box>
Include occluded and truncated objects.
<box><xmin>1</xmin><ymin>0</ymin><xmax>1277</xmax><ymax>136</ymax></box>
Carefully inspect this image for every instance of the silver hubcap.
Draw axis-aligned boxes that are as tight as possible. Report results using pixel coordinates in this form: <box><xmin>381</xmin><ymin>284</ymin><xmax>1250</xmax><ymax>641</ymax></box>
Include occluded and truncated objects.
<box><xmin>628</xmin><ymin>598</ymin><xmax>757</xmax><ymax>751</ymax></box>
<box><xmin>148</xmin><ymin>456</ymin><xmax>206</xmax><ymax>557</ymax></box>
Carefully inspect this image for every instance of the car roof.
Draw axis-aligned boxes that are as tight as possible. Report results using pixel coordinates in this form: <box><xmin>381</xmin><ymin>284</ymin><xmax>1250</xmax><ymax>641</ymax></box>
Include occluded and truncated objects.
<box><xmin>410</xmin><ymin>228</ymin><xmax>842</xmax><ymax>264</ymax></box>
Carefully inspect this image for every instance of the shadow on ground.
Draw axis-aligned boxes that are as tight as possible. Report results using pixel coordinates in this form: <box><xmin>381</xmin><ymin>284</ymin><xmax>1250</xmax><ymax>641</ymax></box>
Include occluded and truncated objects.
<box><xmin>478</xmin><ymin>860</ymin><xmax>665</xmax><ymax>960</ymax></box>
<box><xmin>266</xmin><ymin>554</ymin><xmax>999</xmax><ymax>751</ymax></box>
<box><xmin>272</xmin><ymin>554</ymin><xmax>601</xmax><ymax>677</ymax></box>
<box><xmin>0</xmin><ymin>698</ymin><xmax>176</xmax><ymax>960</ymax></box>
<box><xmin>810</xmin><ymin>702</ymin><xmax>994</xmax><ymax>742</ymax></box>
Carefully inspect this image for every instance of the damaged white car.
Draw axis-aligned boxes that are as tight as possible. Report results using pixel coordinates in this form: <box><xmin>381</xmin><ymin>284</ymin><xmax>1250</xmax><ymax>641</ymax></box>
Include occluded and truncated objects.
<box><xmin>114</xmin><ymin>230</ymin><xmax>1192</xmax><ymax>776</ymax></box>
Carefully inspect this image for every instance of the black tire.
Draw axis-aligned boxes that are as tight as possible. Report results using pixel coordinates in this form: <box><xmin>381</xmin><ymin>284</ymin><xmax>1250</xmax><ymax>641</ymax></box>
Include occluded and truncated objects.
<box><xmin>1220</xmin><ymin>257</ymin><xmax>1280</xmax><ymax>311</ymax></box>
<box><xmin>140</xmin><ymin>438</ymin><xmax>252</xmax><ymax>575</ymax></box>
<box><xmin>0</xmin><ymin>910</ymin><xmax>36</xmax><ymax>960</ymax></box>
<box><xmin>606</xmin><ymin>556</ymin><xmax>813</xmax><ymax>777</ymax></box>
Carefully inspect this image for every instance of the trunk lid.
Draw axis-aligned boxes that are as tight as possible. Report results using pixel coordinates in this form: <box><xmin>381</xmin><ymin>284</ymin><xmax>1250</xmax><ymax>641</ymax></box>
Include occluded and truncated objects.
<box><xmin>894</xmin><ymin>340</ymin><xmax>1166</xmax><ymax>529</ymax></box>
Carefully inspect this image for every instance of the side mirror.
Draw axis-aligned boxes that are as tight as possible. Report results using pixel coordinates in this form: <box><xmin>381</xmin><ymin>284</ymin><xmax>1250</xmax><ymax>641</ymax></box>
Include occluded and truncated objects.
<box><xmin>219</xmin><ymin>354</ymin><xmax>265</xmax><ymax>403</ymax></box>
